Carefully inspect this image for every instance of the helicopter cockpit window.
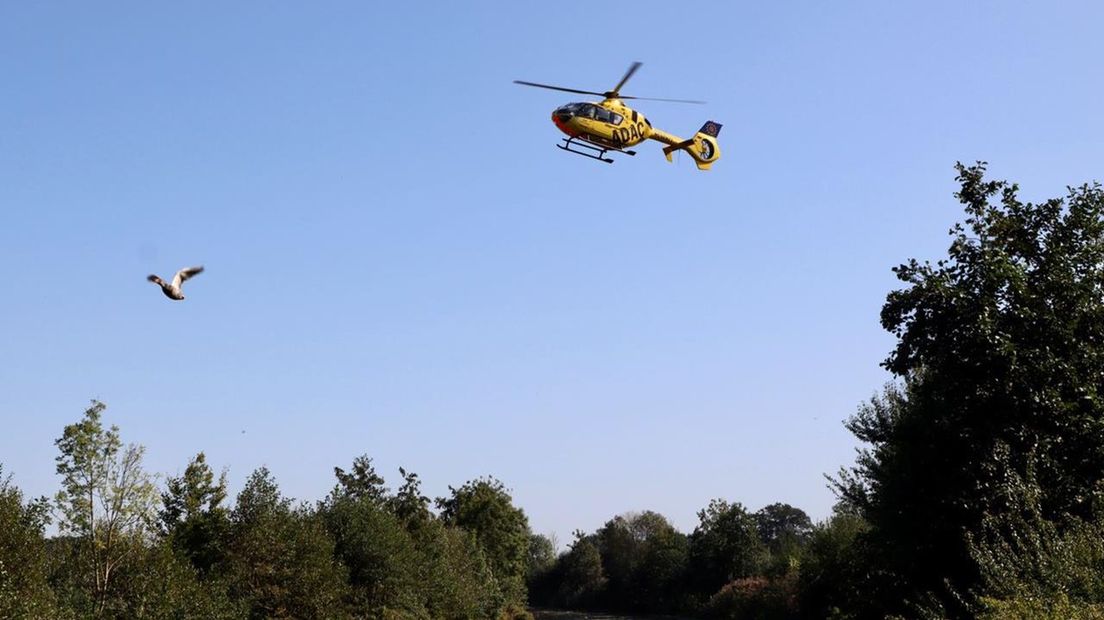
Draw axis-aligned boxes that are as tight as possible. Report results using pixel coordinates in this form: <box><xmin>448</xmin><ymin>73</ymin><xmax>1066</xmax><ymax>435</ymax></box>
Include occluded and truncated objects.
<box><xmin>576</xmin><ymin>104</ymin><xmax>597</xmax><ymax>119</ymax></box>
<box><xmin>592</xmin><ymin>107</ymin><xmax>623</xmax><ymax>125</ymax></box>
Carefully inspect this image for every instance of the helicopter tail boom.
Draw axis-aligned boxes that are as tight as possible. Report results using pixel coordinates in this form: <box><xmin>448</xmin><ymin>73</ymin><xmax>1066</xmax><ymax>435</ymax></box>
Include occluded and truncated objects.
<box><xmin>659</xmin><ymin>121</ymin><xmax>723</xmax><ymax>170</ymax></box>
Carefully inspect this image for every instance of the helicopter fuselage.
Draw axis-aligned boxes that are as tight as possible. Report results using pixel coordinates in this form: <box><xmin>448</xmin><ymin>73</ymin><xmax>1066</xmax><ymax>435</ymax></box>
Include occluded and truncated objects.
<box><xmin>551</xmin><ymin>98</ymin><xmax>687</xmax><ymax>151</ymax></box>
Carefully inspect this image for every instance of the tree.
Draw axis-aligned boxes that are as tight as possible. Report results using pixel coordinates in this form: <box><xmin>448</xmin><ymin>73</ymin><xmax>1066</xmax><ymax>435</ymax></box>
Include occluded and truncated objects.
<box><xmin>160</xmin><ymin>452</ymin><xmax>230</xmax><ymax>575</ymax></box>
<box><xmin>388</xmin><ymin>466</ymin><xmax>432</xmax><ymax>532</ymax></box>
<box><xmin>527</xmin><ymin>533</ymin><xmax>556</xmax><ymax>583</ymax></box>
<box><xmin>332</xmin><ymin>454</ymin><xmax>388</xmax><ymax>504</ymax></box>
<box><xmin>796</xmin><ymin>505</ymin><xmax>869</xmax><ymax>619</ymax></box>
<box><xmin>554</xmin><ymin>534</ymin><xmax>606</xmax><ymax>609</ymax></box>
<box><xmin>836</xmin><ymin>164</ymin><xmax>1104</xmax><ymax>616</ymax></box>
<box><xmin>438</xmin><ymin>477</ymin><xmax>531</xmax><ymax>605</ymax></box>
<box><xmin>688</xmin><ymin>500</ymin><xmax>765</xmax><ymax>597</ymax></box>
<box><xmin>54</xmin><ymin>400</ymin><xmax>157</xmax><ymax>614</ymax></box>
<box><xmin>321</xmin><ymin>458</ymin><xmax>422</xmax><ymax>617</ymax></box>
<box><xmin>0</xmin><ymin>466</ymin><xmax>56</xmax><ymax>618</ymax></box>
<box><xmin>418</xmin><ymin>520</ymin><xmax>502</xmax><ymax>619</ymax></box>
<box><xmin>754</xmin><ymin>503</ymin><xmax>813</xmax><ymax>576</ymax></box>
<box><xmin>227</xmin><ymin>468</ymin><xmax>348</xmax><ymax>619</ymax></box>
<box><xmin>754</xmin><ymin>503</ymin><xmax>813</xmax><ymax>551</ymax></box>
<box><xmin>106</xmin><ymin>541</ymin><xmax>244</xmax><ymax>619</ymax></box>
<box><xmin>968</xmin><ymin>445</ymin><xmax>1104</xmax><ymax>617</ymax></box>
<box><xmin>594</xmin><ymin>511</ymin><xmax>689</xmax><ymax>612</ymax></box>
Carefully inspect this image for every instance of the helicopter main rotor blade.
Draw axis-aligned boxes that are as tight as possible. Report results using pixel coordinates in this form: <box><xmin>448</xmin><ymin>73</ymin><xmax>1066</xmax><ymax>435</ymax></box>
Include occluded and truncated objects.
<box><xmin>609</xmin><ymin>61</ymin><xmax>642</xmax><ymax>96</ymax></box>
<box><xmin>513</xmin><ymin>80</ymin><xmax>607</xmax><ymax>97</ymax></box>
<box><xmin>620</xmin><ymin>95</ymin><xmax>707</xmax><ymax>104</ymax></box>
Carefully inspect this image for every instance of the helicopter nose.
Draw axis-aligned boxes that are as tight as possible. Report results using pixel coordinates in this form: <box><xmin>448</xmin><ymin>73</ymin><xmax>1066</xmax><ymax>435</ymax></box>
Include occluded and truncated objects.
<box><xmin>553</xmin><ymin>109</ymin><xmax>572</xmax><ymax>123</ymax></box>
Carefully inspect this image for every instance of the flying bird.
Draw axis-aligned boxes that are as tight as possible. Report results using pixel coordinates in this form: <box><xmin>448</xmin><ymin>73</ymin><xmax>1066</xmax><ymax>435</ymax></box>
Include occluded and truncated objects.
<box><xmin>148</xmin><ymin>266</ymin><xmax>204</xmax><ymax>301</ymax></box>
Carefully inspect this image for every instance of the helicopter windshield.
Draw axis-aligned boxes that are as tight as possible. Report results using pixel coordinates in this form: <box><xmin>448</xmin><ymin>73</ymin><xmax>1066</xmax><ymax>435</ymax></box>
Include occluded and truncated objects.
<box><xmin>554</xmin><ymin>103</ymin><xmax>610</xmax><ymax>121</ymax></box>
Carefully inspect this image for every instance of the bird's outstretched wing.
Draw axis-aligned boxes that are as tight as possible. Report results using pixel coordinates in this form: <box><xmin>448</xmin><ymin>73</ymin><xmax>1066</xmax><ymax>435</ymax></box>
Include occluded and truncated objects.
<box><xmin>147</xmin><ymin>274</ymin><xmax>165</xmax><ymax>286</ymax></box>
<box><xmin>171</xmin><ymin>266</ymin><xmax>204</xmax><ymax>288</ymax></box>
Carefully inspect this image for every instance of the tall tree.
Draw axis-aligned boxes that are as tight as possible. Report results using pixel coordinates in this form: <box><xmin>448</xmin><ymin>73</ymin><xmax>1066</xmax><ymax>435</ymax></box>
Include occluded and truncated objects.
<box><xmin>227</xmin><ymin>467</ymin><xmax>348</xmax><ymax>619</ymax></box>
<box><xmin>754</xmin><ymin>503</ymin><xmax>813</xmax><ymax>576</ymax></box>
<box><xmin>754</xmin><ymin>503</ymin><xmax>813</xmax><ymax>551</ymax></box>
<box><xmin>160</xmin><ymin>452</ymin><xmax>230</xmax><ymax>574</ymax></box>
<box><xmin>388</xmin><ymin>466</ymin><xmax>432</xmax><ymax>532</ymax></box>
<box><xmin>438</xmin><ymin>477</ymin><xmax>531</xmax><ymax>605</ymax></box>
<box><xmin>837</xmin><ymin>164</ymin><xmax>1104</xmax><ymax>616</ymax></box>
<box><xmin>0</xmin><ymin>466</ymin><xmax>56</xmax><ymax>618</ymax></box>
<box><xmin>321</xmin><ymin>457</ymin><xmax>421</xmax><ymax>616</ymax></box>
<box><xmin>688</xmin><ymin>500</ymin><xmax>765</xmax><ymax>596</ymax></box>
<box><xmin>595</xmin><ymin>511</ymin><xmax>689</xmax><ymax>612</ymax></box>
<box><xmin>331</xmin><ymin>454</ymin><xmax>388</xmax><ymax>504</ymax></box>
<box><xmin>555</xmin><ymin>534</ymin><xmax>607</xmax><ymax>609</ymax></box>
<box><xmin>54</xmin><ymin>400</ymin><xmax>157</xmax><ymax>614</ymax></box>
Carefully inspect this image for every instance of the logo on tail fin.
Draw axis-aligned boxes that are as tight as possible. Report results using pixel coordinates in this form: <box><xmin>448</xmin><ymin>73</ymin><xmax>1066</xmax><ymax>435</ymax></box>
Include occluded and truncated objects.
<box><xmin>699</xmin><ymin>121</ymin><xmax>722</xmax><ymax>138</ymax></box>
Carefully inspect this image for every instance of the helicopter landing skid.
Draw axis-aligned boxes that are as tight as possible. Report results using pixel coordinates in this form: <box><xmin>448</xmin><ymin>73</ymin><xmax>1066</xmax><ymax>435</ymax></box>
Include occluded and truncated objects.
<box><xmin>557</xmin><ymin>137</ymin><xmax>636</xmax><ymax>163</ymax></box>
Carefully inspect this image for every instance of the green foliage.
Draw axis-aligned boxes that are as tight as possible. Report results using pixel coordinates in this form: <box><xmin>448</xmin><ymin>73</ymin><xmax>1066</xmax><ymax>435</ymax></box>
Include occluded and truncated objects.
<box><xmin>160</xmin><ymin>452</ymin><xmax>231</xmax><ymax>575</ymax></box>
<box><xmin>836</xmin><ymin>164</ymin><xmax>1104</xmax><ymax>616</ymax></box>
<box><xmin>322</xmin><ymin>485</ymin><xmax>422</xmax><ymax>616</ymax></box>
<box><xmin>968</xmin><ymin>446</ymin><xmax>1104</xmax><ymax>614</ymax></box>
<box><xmin>417</xmin><ymin>519</ymin><xmax>503</xmax><ymax>619</ymax></box>
<box><xmin>53</xmin><ymin>400</ymin><xmax>158</xmax><ymax>615</ymax></box>
<box><xmin>438</xmin><ymin>477</ymin><xmax>531</xmax><ymax>606</ymax></box>
<box><xmin>591</xmin><ymin>511</ymin><xmax>690</xmax><ymax>612</ymax></box>
<box><xmin>689</xmin><ymin>500</ymin><xmax>766</xmax><ymax>596</ymax></box>
<box><xmin>976</xmin><ymin>594</ymin><xmax>1104</xmax><ymax>619</ymax></box>
<box><xmin>526</xmin><ymin>533</ymin><xmax>556</xmax><ymax>583</ymax></box>
<box><xmin>227</xmin><ymin>467</ymin><xmax>349</xmax><ymax>619</ymax></box>
<box><xmin>105</xmin><ymin>542</ymin><xmax>244</xmax><ymax>619</ymax></box>
<box><xmin>552</xmin><ymin>534</ymin><xmax>606</xmax><ymax>609</ymax></box>
<box><xmin>333</xmin><ymin>454</ymin><xmax>389</xmax><ymax>504</ymax></box>
<box><xmin>796</xmin><ymin>507</ymin><xmax>869</xmax><ymax>619</ymax></box>
<box><xmin>754</xmin><ymin>503</ymin><xmax>812</xmax><ymax>578</ymax></box>
<box><xmin>0</xmin><ymin>467</ymin><xmax>57</xmax><ymax>619</ymax></box>
<box><xmin>388</xmin><ymin>467</ymin><xmax>432</xmax><ymax>531</ymax></box>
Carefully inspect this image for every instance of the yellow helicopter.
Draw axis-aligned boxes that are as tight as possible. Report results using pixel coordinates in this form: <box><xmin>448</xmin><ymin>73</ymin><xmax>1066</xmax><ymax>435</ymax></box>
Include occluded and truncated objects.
<box><xmin>515</xmin><ymin>62</ymin><xmax>722</xmax><ymax>169</ymax></box>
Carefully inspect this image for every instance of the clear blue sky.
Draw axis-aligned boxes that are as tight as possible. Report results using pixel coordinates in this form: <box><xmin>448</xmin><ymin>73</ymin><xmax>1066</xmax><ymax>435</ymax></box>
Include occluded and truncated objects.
<box><xmin>2</xmin><ymin>2</ymin><xmax>1102</xmax><ymax>545</ymax></box>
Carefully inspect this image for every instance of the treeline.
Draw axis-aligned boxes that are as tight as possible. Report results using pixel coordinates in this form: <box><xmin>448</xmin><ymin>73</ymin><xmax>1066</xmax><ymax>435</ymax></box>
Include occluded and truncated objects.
<box><xmin>1</xmin><ymin>400</ymin><xmax>534</xmax><ymax>619</ymax></box>
<box><xmin>536</xmin><ymin>164</ymin><xmax>1104</xmax><ymax>619</ymax></box>
<box><xmin>527</xmin><ymin>501</ymin><xmax>857</xmax><ymax>618</ymax></box>
<box><xmin>6</xmin><ymin>163</ymin><xmax>1104</xmax><ymax>619</ymax></box>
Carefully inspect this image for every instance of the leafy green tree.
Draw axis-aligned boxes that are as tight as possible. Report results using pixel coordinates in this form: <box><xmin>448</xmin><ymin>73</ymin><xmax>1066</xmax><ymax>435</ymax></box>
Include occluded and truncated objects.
<box><xmin>632</xmin><ymin>517</ymin><xmax>690</xmax><ymax>612</ymax></box>
<box><xmin>688</xmin><ymin>500</ymin><xmax>765</xmax><ymax>597</ymax></box>
<box><xmin>526</xmin><ymin>533</ymin><xmax>556</xmax><ymax>583</ymax></box>
<box><xmin>389</xmin><ymin>467</ymin><xmax>432</xmax><ymax>532</ymax></box>
<box><xmin>417</xmin><ymin>519</ymin><xmax>502</xmax><ymax>619</ymax></box>
<box><xmin>754</xmin><ymin>503</ymin><xmax>812</xmax><ymax>577</ymax></box>
<box><xmin>227</xmin><ymin>467</ymin><xmax>348</xmax><ymax>619</ymax></box>
<box><xmin>0</xmin><ymin>466</ymin><xmax>56</xmax><ymax>619</ymax></box>
<box><xmin>332</xmin><ymin>454</ymin><xmax>388</xmax><ymax>503</ymax></box>
<box><xmin>591</xmin><ymin>511</ymin><xmax>688</xmax><ymax>612</ymax></box>
<box><xmin>106</xmin><ymin>542</ymin><xmax>244</xmax><ymax>619</ymax></box>
<box><xmin>554</xmin><ymin>534</ymin><xmax>606</xmax><ymax>609</ymax></box>
<box><xmin>968</xmin><ymin>444</ymin><xmax>1104</xmax><ymax>616</ymax></box>
<box><xmin>836</xmin><ymin>163</ymin><xmax>1104</xmax><ymax>616</ymax></box>
<box><xmin>438</xmin><ymin>477</ymin><xmax>530</xmax><ymax>605</ymax></box>
<box><xmin>54</xmin><ymin>400</ymin><xmax>158</xmax><ymax>614</ymax></box>
<box><xmin>321</xmin><ymin>458</ymin><xmax>422</xmax><ymax>617</ymax></box>
<box><xmin>796</xmin><ymin>505</ymin><xmax>869</xmax><ymax>619</ymax></box>
<box><xmin>754</xmin><ymin>503</ymin><xmax>812</xmax><ymax>551</ymax></box>
<box><xmin>160</xmin><ymin>452</ymin><xmax>230</xmax><ymax>575</ymax></box>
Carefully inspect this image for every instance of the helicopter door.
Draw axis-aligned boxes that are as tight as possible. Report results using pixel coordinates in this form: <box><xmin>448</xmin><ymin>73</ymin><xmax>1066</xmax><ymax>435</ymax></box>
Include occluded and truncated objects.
<box><xmin>594</xmin><ymin>107</ymin><xmax>622</xmax><ymax>125</ymax></box>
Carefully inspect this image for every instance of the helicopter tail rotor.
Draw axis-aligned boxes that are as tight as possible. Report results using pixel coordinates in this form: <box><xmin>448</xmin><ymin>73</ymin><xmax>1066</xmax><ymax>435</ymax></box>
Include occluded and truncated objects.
<box><xmin>663</xmin><ymin>121</ymin><xmax>723</xmax><ymax>171</ymax></box>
